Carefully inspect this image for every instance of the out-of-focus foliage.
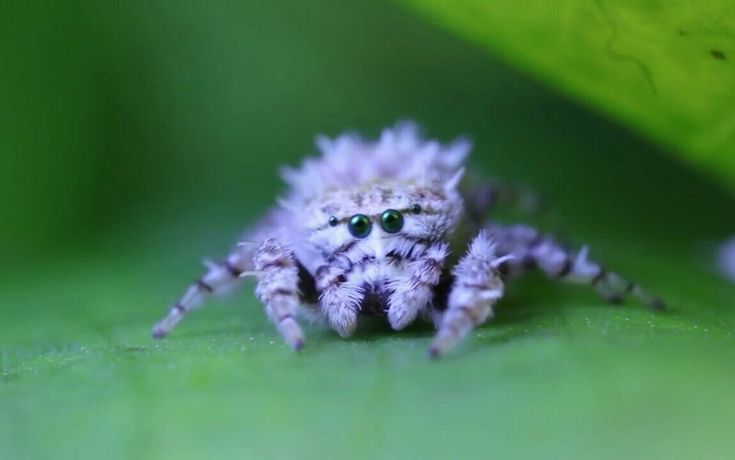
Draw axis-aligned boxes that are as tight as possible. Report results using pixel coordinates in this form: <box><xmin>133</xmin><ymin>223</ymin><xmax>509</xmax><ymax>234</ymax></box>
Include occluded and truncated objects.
<box><xmin>398</xmin><ymin>0</ymin><xmax>735</xmax><ymax>195</ymax></box>
<box><xmin>1</xmin><ymin>1</ymin><xmax>735</xmax><ymax>459</ymax></box>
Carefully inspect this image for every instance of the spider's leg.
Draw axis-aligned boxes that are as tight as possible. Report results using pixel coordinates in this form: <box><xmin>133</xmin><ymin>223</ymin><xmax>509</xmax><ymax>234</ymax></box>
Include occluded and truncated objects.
<box><xmin>465</xmin><ymin>179</ymin><xmax>542</xmax><ymax>223</ymax></box>
<box><xmin>251</xmin><ymin>239</ymin><xmax>306</xmax><ymax>350</ymax></box>
<box><xmin>152</xmin><ymin>244</ymin><xmax>255</xmax><ymax>339</ymax></box>
<box><xmin>489</xmin><ymin>224</ymin><xmax>665</xmax><ymax>310</ymax></box>
<box><xmin>387</xmin><ymin>242</ymin><xmax>448</xmax><ymax>330</ymax></box>
<box><xmin>429</xmin><ymin>231</ymin><xmax>506</xmax><ymax>358</ymax></box>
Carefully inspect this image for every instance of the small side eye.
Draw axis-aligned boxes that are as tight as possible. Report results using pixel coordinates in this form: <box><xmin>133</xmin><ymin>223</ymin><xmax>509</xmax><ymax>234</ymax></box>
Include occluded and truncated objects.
<box><xmin>410</xmin><ymin>204</ymin><xmax>422</xmax><ymax>214</ymax></box>
<box><xmin>328</xmin><ymin>216</ymin><xmax>339</xmax><ymax>227</ymax></box>
<box><xmin>380</xmin><ymin>209</ymin><xmax>404</xmax><ymax>234</ymax></box>
<box><xmin>348</xmin><ymin>214</ymin><xmax>372</xmax><ymax>238</ymax></box>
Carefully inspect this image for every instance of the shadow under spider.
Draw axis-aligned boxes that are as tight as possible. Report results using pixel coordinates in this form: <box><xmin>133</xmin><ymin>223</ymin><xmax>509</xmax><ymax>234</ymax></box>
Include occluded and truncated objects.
<box><xmin>169</xmin><ymin>276</ymin><xmax>644</xmax><ymax>349</ymax></box>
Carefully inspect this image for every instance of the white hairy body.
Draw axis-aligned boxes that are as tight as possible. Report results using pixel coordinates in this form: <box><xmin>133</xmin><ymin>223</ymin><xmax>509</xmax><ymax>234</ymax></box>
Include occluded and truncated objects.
<box><xmin>718</xmin><ymin>237</ymin><xmax>735</xmax><ymax>282</ymax></box>
<box><xmin>152</xmin><ymin>123</ymin><xmax>664</xmax><ymax>357</ymax></box>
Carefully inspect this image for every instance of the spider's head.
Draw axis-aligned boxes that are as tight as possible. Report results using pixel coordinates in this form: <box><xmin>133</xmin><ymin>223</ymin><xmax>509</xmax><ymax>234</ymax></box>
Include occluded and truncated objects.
<box><xmin>303</xmin><ymin>173</ymin><xmax>464</xmax><ymax>261</ymax></box>
<box><xmin>278</xmin><ymin>121</ymin><xmax>470</xmax><ymax>266</ymax></box>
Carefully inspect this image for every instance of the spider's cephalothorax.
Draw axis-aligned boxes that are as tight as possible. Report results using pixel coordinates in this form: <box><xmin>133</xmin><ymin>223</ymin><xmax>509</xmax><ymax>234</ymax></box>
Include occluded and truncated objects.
<box><xmin>152</xmin><ymin>122</ymin><xmax>665</xmax><ymax>357</ymax></box>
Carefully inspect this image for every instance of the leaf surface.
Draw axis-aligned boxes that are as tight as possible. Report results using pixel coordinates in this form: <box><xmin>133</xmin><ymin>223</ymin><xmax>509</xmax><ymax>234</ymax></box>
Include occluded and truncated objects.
<box><xmin>399</xmin><ymin>0</ymin><xmax>735</xmax><ymax>194</ymax></box>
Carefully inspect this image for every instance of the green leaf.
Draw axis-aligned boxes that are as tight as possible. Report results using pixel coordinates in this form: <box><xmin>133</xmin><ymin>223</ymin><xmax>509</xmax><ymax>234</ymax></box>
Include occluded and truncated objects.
<box><xmin>2</xmin><ymin>1</ymin><xmax>735</xmax><ymax>460</ymax></box>
<box><xmin>2</xmin><ymin>218</ymin><xmax>735</xmax><ymax>459</ymax></box>
<box><xmin>397</xmin><ymin>0</ymin><xmax>735</xmax><ymax>195</ymax></box>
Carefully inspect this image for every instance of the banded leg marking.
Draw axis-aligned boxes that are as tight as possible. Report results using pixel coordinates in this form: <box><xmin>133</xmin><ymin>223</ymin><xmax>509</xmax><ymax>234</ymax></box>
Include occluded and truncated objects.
<box><xmin>152</xmin><ymin>247</ymin><xmax>255</xmax><ymax>339</ymax></box>
<box><xmin>253</xmin><ymin>239</ymin><xmax>305</xmax><ymax>350</ymax></box>
<box><xmin>490</xmin><ymin>224</ymin><xmax>665</xmax><ymax>310</ymax></box>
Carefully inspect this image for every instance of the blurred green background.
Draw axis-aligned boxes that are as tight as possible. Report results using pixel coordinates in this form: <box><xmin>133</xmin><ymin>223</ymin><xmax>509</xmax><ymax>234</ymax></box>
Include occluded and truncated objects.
<box><xmin>1</xmin><ymin>1</ymin><xmax>734</xmax><ymax>459</ymax></box>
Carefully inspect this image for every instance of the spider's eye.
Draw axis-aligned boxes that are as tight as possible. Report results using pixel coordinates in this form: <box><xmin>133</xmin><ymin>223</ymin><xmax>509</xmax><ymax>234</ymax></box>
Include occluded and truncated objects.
<box><xmin>380</xmin><ymin>209</ymin><xmax>404</xmax><ymax>234</ymax></box>
<box><xmin>328</xmin><ymin>216</ymin><xmax>339</xmax><ymax>227</ymax></box>
<box><xmin>348</xmin><ymin>214</ymin><xmax>372</xmax><ymax>238</ymax></box>
<box><xmin>410</xmin><ymin>204</ymin><xmax>422</xmax><ymax>214</ymax></box>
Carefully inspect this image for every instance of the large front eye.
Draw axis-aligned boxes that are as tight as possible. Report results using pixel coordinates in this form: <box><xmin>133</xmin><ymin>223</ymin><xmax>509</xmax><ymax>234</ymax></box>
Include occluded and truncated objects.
<box><xmin>380</xmin><ymin>209</ymin><xmax>404</xmax><ymax>234</ymax></box>
<box><xmin>348</xmin><ymin>214</ymin><xmax>372</xmax><ymax>238</ymax></box>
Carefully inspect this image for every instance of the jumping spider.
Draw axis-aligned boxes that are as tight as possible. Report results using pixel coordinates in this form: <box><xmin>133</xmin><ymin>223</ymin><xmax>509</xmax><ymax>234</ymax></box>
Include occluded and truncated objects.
<box><xmin>153</xmin><ymin>122</ymin><xmax>664</xmax><ymax>357</ymax></box>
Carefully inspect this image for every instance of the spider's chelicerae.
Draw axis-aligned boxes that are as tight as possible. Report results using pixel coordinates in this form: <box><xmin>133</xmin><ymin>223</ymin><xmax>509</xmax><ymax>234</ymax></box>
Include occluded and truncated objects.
<box><xmin>152</xmin><ymin>122</ymin><xmax>664</xmax><ymax>357</ymax></box>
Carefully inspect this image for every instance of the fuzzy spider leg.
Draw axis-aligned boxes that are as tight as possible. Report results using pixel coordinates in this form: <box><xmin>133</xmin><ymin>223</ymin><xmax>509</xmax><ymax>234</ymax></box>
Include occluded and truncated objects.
<box><xmin>429</xmin><ymin>231</ymin><xmax>507</xmax><ymax>358</ymax></box>
<box><xmin>488</xmin><ymin>224</ymin><xmax>665</xmax><ymax>310</ymax></box>
<box><xmin>251</xmin><ymin>239</ymin><xmax>306</xmax><ymax>350</ymax></box>
<box><xmin>152</xmin><ymin>238</ymin><xmax>308</xmax><ymax>350</ymax></box>
<box><xmin>387</xmin><ymin>242</ymin><xmax>449</xmax><ymax>330</ymax></box>
<box><xmin>465</xmin><ymin>179</ymin><xmax>542</xmax><ymax>223</ymax></box>
<box><xmin>152</xmin><ymin>243</ymin><xmax>257</xmax><ymax>339</ymax></box>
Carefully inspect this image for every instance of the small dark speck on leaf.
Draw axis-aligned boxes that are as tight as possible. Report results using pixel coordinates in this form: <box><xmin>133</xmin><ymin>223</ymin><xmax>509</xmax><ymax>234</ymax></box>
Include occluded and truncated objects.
<box><xmin>711</xmin><ymin>49</ymin><xmax>726</xmax><ymax>60</ymax></box>
<box><xmin>124</xmin><ymin>346</ymin><xmax>147</xmax><ymax>353</ymax></box>
<box><xmin>677</xmin><ymin>29</ymin><xmax>689</xmax><ymax>36</ymax></box>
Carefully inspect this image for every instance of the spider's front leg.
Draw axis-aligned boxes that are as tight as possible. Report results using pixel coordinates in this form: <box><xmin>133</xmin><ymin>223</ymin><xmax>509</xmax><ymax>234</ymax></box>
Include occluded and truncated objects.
<box><xmin>251</xmin><ymin>239</ymin><xmax>307</xmax><ymax>350</ymax></box>
<box><xmin>387</xmin><ymin>242</ymin><xmax>449</xmax><ymax>330</ymax></box>
<box><xmin>152</xmin><ymin>238</ymin><xmax>307</xmax><ymax>351</ymax></box>
<box><xmin>429</xmin><ymin>232</ymin><xmax>507</xmax><ymax>358</ymax></box>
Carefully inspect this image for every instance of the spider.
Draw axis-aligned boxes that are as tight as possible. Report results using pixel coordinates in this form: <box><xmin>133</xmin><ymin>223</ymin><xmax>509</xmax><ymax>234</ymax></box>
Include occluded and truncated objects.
<box><xmin>718</xmin><ymin>236</ymin><xmax>735</xmax><ymax>282</ymax></box>
<box><xmin>152</xmin><ymin>122</ymin><xmax>664</xmax><ymax>357</ymax></box>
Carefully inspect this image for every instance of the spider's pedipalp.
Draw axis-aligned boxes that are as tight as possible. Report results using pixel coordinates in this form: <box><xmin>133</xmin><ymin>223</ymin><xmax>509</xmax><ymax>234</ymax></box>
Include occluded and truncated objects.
<box><xmin>316</xmin><ymin>264</ymin><xmax>363</xmax><ymax>337</ymax></box>
<box><xmin>387</xmin><ymin>241</ymin><xmax>448</xmax><ymax>330</ymax></box>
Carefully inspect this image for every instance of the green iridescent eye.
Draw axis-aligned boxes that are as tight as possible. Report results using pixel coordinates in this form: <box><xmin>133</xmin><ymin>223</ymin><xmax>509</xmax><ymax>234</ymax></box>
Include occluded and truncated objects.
<box><xmin>348</xmin><ymin>214</ymin><xmax>372</xmax><ymax>238</ymax></box>
<box><xmin>380</xmin><ymin>209</ymin><xmax>404</xmax><ymax>234</ymax></box>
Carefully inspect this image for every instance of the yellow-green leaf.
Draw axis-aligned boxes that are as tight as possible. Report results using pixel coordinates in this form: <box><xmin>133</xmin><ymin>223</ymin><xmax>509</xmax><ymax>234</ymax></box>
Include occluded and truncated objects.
<box><xmin>398</xmin><ymin>0</ymin><xmax>735</xmax><ymax>194</ymax></box>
